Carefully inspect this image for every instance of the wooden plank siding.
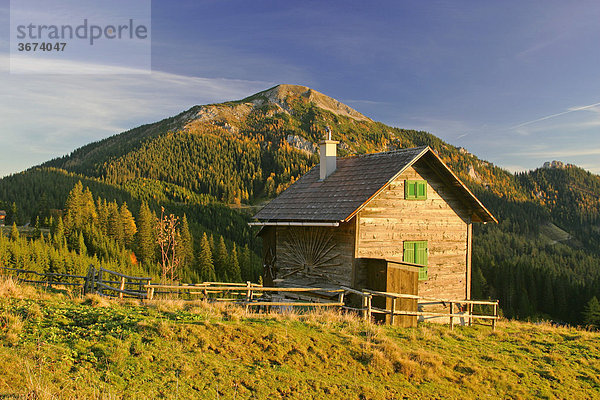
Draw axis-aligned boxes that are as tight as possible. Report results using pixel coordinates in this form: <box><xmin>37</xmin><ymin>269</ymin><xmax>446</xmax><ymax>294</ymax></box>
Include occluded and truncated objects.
<box><xmin>356</xmin><ymin>160</ymin><xmax>471</xmax><ymax>300</ymax></box>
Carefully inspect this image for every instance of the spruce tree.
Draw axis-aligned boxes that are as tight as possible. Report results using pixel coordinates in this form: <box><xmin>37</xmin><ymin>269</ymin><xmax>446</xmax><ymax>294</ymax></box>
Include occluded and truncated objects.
<box><xmin>64</xmin><ymin>181</ymin><xmax>83</xmax><ymax>231</ymax></box>
<box><xmin>10</xmin><ymin>222</ymin><xmax>19</xmax><ymax>241</ymax></box>
<box><xmin>107</xmin><ymin>201</ymin><xmax>124</xmax><ymax>246</ymax></box>
<box><xmin>33</xmin><ymin>216</ymin><xmax>41</xmax><ymax>238</ymax></box>
<box><xmin>96</xmin><ymin>198</ymin><xmax>109</xmax><ymax>235</ymax></box>
<box><xmin>120</xmin><ymin>202</ymin><xmax>137</xmax><ymax>248</ymax></box>
<box><xmin>197</xmin><ymin>232</ymin><xmax>216</xmax><ymax>282</ymax></box>
<box><xmin>226</xmin><ymin>243</ymin><xmax>242</xmax><ymax>282</ymax></box>
<box><xmin>213</xmin><ymin>235</ymin><xmax>228</xmax><ymax>281</ymax></box>
<box><xmin>77</xmin><ymin>231</ymin><xmax>87</xmax><ymax>255</ymax></box>
<box><xmin>583</xmin><ymin>297</ymin><xmax>600</xmax><ymax>328</ymax></box>
<box><xmin>240</xmin><ymin>244</ymin><xmax>252</xmax><ymax>282</ymax></box>
<box><xmin>7</xmin><ymin>202</ymin><xmax>18</xmax><ymax>225</ymax></box>
<box><xmin>179</xmin><ymin>214</ymin><xmax>195</xmax><ymax>273</ymax></box>
<box><xmin>81</xmin><ymin>187</ymin><xmax>97</xmax><ymax>226</ymax></box>
<box><xmin>136</xmin><ymin>202</ymin><xmax>156</xmax><ymax>268</ymax></box>
<box><xmin>53</xmin><ymin>217</ymin><xmax>65</xmax><ymax>248</ymax></box>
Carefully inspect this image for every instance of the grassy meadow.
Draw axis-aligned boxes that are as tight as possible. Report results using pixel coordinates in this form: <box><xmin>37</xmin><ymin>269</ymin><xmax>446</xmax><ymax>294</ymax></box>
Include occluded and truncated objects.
<box><xmin>0</xmin><ymin>278</ymin><xmax>599</xmax><ymax>399</ymax></box>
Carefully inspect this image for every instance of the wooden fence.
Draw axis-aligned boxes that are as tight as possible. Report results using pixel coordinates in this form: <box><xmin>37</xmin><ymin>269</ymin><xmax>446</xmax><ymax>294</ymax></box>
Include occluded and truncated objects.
<box><xmin>1</xmin><ymin>266</ymin><xmax>86</xmax><ymax>287</ymax></box>
<box><xmin>145</xmin><ymin>282</ymin><xmax>345</xmax><ymax>311</ymax></box>
<box><xmin>83</xmin><ymin>266</ymin><xmax>151</xmax><ymax>299</ymax></box>
<box><xmin>1</xmin><ymin>265</ymin><xmax>151</xmax><ymax>300</ymax></box>
<box><xmin>1</xmin><ymin>266</ymin><xmax>498</xmax><ymax>329</ymax></box>
<box><xmin>341</xmin><ymin>286</ymin><xmax>499</xmax><ymax>330</ymax></box>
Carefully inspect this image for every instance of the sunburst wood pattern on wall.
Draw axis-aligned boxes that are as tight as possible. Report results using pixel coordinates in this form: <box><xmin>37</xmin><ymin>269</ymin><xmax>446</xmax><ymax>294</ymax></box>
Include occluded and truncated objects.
<box><xmin>278</xmin><ymin>227</ymin><xmax>341</xmax><ymax>279</ymax></box>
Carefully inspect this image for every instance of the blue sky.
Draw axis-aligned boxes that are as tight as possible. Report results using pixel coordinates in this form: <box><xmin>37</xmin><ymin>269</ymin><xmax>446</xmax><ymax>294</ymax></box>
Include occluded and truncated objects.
<box><xmin>1</xmin><ymin>0</ymin><xmax>600</xmax><ymax>176</ymax></box>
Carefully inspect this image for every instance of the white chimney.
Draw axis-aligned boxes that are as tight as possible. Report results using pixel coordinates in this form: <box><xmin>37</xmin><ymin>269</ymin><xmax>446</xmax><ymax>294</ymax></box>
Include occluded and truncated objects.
<box><xmin>319</xmin><ymin>127</ymin><xmax>339</xmax><ymax>180</ymax></box>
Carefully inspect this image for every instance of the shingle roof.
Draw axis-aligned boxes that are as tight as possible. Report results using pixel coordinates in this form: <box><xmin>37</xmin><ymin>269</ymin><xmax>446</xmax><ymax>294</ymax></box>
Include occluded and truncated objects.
<box><xmin>253</xmin><ymin>146</ymin><xmax>498</xmax><ymax>224</ymax></box>
<box><xmin>254</xmin><ymin>146</ymin><xmax>430</xmax><ymax>222</ymax></box>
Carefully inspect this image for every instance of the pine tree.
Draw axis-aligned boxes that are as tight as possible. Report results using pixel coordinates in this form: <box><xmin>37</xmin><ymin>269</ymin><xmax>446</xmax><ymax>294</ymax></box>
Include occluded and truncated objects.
<box><xmin>96</xmin><ymin>198</ymin><xmax>109</xmax><ymax>235</ymax></box>
<box><xmin>38</xmin><ymin>192</ymin><xmax>50</xmax><ymax>223</ymax></box>
<box><xmin>136</xmin><ymin>202</ymin><xmax>156</xmax><ymax>268</ymax></box>
<box><xmin>7</xmin><ymin>202</ymin><xmax>18</xmax><ymax>225</ymax></box>
<box><xmin>583</xmin><ymin>296</ymin><xmax>600</xmax><ymax>328</ymax></box>
<box><xmin>77</xmin><ymin>231</ymin><xmax>87</xmax><ymax>255</ymax></box>
<box><xmin>33</xmin><ymin>216</ymin><xmax>41</xmax><ymax>238</ymax></box>
<box><xmin>179</xmin><ymin>214</ymin><xmax>195</xmax><ymax>273</ymax></box>
<box><xmin>225</xmin><ymin>243</ymin><xmax>242</xmax><ymax>282</ymax></box>
<box><xmin>53</xmin><ymin>217</ymin><xmax>65</xmax><ymax>248</ymax></box>
<box><xmin>197</xmin><ymin>232</ymin><xmax>216</xmax><ymax>282</ymax></box>
<box><xmin>209</xmin><ymin>234</ymin><xmax>215</xmax><ymax>256</ymax></box>
<box><xmin>107</xmin><ymin>201</ymin><xmax>124</xmax><ymax>246</ymax></box>
<box><xmin>120</xmin><ymin>202</ymin><xmax>137</xmax><ymax>248</ymax></box>
<box><xmin>64</xmin><ymin>181</ymin><xmax>83</xmax><ymax>231</ymax></box>
<box><xmin>240</xmin><ymin>244</ymin><xmax>252</xmax><ymax>282</ymax></box>
<box><xmin>213</xmin><ymin>235</ymin><xmax>228</xmax><ymax>281</ymax></box>
<box><xmin>10</xmin><ymin>222</ymin><xmax>19</xmax><ymax>241</ymax></box>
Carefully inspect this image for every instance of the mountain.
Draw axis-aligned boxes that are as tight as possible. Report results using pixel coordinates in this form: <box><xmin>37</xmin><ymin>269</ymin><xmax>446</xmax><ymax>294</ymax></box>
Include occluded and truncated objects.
<box><xmin>1</xmin><ymin>84</ymin><xmax>600</xmax><ymax>323</ymax></box>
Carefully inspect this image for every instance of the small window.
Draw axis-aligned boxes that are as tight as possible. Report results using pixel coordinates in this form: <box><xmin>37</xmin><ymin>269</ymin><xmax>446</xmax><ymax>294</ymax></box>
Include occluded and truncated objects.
<box><xmin>404</xmin><ymin>240</ymin><xmax>428</xmax><ymax>280</ymax></box>
<box><xmin>405</xmin><ymin>180</ymin><xmax>427</xmax><ymax>200</ymax></box>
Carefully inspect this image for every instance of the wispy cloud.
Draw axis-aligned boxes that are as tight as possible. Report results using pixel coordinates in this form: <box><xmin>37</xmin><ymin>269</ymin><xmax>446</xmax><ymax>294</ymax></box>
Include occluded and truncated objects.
<box><xmin>516</xmin><ymin>147</ymin><xmax>600</xmax><ymax>158</ymax></box>
<box><xmin>343</xmin><ymin>99</ymin><xmax>392</xmax><ymax>106</ymax></box>
<box><xmin>511</xmin><ymin>101</ymin><xmax>600</xmax><ymax>129</ymax></box>
<box><xmin>0</xmin><ymin>55</ymin><xmax>272</xmax><ymax>176</ymax></box>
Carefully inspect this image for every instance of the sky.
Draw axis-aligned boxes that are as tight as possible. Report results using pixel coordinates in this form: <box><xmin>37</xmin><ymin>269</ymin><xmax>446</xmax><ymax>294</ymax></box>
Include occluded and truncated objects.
<box><xmin>1</xmin><ymin>0</ymin><xmax>600</xmax><ymax>176</ymax></box>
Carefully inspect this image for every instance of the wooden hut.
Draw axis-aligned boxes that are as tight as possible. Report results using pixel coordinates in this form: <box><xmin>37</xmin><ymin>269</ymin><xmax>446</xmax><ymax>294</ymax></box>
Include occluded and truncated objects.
<box><xmin>252</xmin><ymin>140</ymin><xmax>496</xmax><ymax>325</ymax></box>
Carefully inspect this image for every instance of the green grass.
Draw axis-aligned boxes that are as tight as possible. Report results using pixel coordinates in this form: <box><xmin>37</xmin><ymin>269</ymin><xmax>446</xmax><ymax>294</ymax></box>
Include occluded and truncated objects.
<box><xmin>0</xmin><ymin>278</ymin><xmax>599</xmax><ymax>399</ymax></box>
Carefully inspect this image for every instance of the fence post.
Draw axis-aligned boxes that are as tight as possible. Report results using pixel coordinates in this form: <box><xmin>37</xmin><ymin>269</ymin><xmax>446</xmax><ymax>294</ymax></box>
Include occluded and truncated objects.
<box><xmin>468</xmin><ymin>302</ymin><xmax>473</xmax><ymax>327</ymax></box>
<box><xmin>338</xmin><ymin>291</ymin><xmax>345</xmax><ymax>310</ymax></box>
<box><xmin>97</xmin><ymin>269</ymin><xmax>103</xmax><ymax>296</ymax></box>
<box><xmin>119</xmin><ymin>277</ymin><xmax>125</xmax><ymax>299</ymax></box>
<box><xmin>449</xmin><ymin>302</ymin><xmax>454</xmax><ymax>330</ymax></box>
<box><xmin>361</xmin><ymin>295</ymin><xmax>368</xmax><ymax>320</ymax></box>
<box><xmin>492</xmin><ymin>302</ymin><xmax>498</xmax><ymax>331</ymax></box>
<box><xmin>146</xmin><ymin>285</ymin><xmax>154</xmax><ymax>300</ymax></box>
<box><xmin>390</xmin><ymin>297</ymin><xmax>396</xmax><ymax>325</ymax></box>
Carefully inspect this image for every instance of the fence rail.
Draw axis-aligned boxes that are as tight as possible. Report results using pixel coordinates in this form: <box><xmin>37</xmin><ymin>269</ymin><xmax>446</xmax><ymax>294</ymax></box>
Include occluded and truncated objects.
<box><xmin>362</xmin><ymin>288</ymin><xmax>499</xmax><ymax>330</ymax></box>
<box><xmin>144</xmin><ymin>282</ymin><xmax>345</xmax><ymax>310</ymax></box>
<box><xmin>1</xmin><ymin>266</ymin><xmax>86</xmax><ymax>286</ymax></box>
<box><xmin>1</xmin><ymin>266</ymin><xmax>498</xmax><ymax>329</ymax></box>
<box><xmin>84</xmin><ymin>266</ymin><xmax>151</xmax><ymax>299</ymax></box>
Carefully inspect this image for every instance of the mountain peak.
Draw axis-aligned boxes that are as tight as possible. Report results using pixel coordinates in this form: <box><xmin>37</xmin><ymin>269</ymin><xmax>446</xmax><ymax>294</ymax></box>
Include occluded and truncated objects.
<box><xmin>248</xmin><ymin>84</ymin><xmax>372</xmax><ymax>122</ymax></box>
<box><xmin>183</xmin><ymin>84</ymin><xmax>372</xmax><ymax>130</ymax></box>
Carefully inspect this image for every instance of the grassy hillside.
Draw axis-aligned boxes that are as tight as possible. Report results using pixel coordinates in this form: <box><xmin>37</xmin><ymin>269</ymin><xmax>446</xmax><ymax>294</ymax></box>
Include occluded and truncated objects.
<box><xmin>1</xmin><ymin>279</ymin><xmax>599</xmax><ymax>399</ymax></box>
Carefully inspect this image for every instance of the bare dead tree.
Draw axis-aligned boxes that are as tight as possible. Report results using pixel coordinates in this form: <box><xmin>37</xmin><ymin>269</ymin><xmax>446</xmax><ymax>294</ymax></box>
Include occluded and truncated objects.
<box><xmin>155</xmin><ymin>207</ymin><xmax>181</xmax><ymax>283</ymax></box>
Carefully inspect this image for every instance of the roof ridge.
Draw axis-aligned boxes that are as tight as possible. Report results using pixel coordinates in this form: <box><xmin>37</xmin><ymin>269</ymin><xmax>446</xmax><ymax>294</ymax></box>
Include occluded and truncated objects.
<box><xmin>340</xmin><ymin>145</ymin><xmax>429</xmax><ymax>160</ymax></box>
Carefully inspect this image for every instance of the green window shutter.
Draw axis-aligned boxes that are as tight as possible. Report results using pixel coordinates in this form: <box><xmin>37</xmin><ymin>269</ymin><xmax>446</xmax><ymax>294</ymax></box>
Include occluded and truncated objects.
<box><xmin>405</xmin><ymin>180</ymin><xmax>427</xmax><ymax>200</ymax></box>
<box><xmin>405</xmin><ymin>180</ymin><xmax>416</xmax><ymax>199</ymax></box>
<box><xmin>416</xmin><ymin>181</ymin><xmax>427</xmax><ymax>200</ymax></box>
<box><xmin>404</xmin><ymin>240</ymin><xmax>428</xmax><ymax>280</ymax></box>
<box><xmin>418</xmin><ymin>265</ymin><xmax>428</xmax><ymax>281</ymax></box>
<box><xmin>403</xmin><ymin>242</ymin><xmax>415</xmax><ymax>263</ymax></box>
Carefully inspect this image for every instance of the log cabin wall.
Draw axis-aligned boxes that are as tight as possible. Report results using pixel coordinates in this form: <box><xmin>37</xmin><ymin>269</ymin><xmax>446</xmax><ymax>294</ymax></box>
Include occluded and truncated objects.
<box><xmin>274</xmin><ymin>221</ymin><xmax>355</xmax><ymax>288</ymax></box>
<box><xmin>356</xmin><ymin>159</ymin><xmax>471</xmax><ymax>300</ymax></box>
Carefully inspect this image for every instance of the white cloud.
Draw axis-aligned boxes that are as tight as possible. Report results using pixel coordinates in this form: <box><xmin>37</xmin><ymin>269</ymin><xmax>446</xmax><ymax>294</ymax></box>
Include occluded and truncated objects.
<box><xmin>0</xmin><ymin>55</ymin><xmax>272</xmax><ymax>176</ymax></box>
